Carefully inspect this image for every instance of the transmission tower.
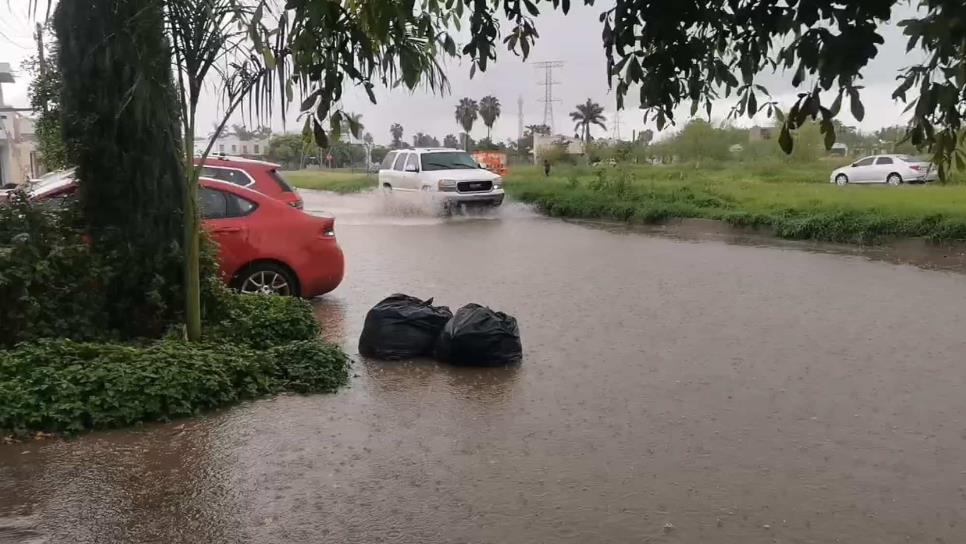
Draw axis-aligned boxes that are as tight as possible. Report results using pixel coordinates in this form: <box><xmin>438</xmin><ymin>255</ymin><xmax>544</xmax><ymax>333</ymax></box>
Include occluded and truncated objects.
<box><xmin>611</xmin><ymin>109</ymin><xmax>622</xmax><ymax>141</ymax></box>
<box><xmin>517</xmin><ymin>96</ymin><xmax>524</xmax><ymax>142</ymax></box>
<box><xmin>534</xmin><ymin>61</ymin><xmax>564</xmax><ymax>134</ymax></box>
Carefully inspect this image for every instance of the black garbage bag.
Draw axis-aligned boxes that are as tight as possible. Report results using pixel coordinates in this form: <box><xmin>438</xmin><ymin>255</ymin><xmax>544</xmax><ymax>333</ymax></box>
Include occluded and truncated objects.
<box><xmin>435</xmin><ymin>304</ymin><xmax>523</xmax><ymax>366</ymax></box>
<box><xmin>358</xmin><ymin>294</ymin><xmax>453</xmax><ymax>360</ymax></box>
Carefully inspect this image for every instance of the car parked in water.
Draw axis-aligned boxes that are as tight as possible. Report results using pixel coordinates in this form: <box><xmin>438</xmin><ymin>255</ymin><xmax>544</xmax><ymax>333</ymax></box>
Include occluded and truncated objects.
<box><xmin>830</xmin><ymin>154</ymin><xmax>937</xmax><ymax>186</ymax></box>
<box><xmin>196</xmin><ymin>154</ymin><xmax>304</xmax><ymax>209</ymax></box>
<box><xmin>377</xmin><ymin>147</ymin><xmax>505</xmax><ymax>207</ymax></box>
<box><xmin>199</xmin><ymin>178</ymin><xmax>343</xmax><ymax>297</ymax></box>
<box><xmin>11</xmin><ymin>171</ymin><xmax>343</xmax><ymax>298</ymax></box>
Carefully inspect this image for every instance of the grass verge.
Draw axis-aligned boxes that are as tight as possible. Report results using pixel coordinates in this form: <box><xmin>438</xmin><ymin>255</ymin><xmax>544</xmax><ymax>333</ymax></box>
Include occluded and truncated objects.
<box><xmin>281</xmin><ymin>169</ymin><xmax>373</xmax><ymax>193</ymax></box>
<box><xmin>506</xmin><ymin>163</ymin><xmax>966</xmax><ymax>244</ymax></box>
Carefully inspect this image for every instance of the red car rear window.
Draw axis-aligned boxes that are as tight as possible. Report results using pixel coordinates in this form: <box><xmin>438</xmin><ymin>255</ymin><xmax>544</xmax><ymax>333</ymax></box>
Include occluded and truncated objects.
<box><xmin>269</xmin><ymin>170</ymin><xmax>295</xmax><ymax>193</ymax></box>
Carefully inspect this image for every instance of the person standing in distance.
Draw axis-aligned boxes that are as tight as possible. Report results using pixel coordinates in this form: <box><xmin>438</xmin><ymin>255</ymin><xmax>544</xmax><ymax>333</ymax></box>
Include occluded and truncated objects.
<box><xmin>543</xmin><ymin>159</ymin><xmax>551</xmax><ymax>177</ymax></box>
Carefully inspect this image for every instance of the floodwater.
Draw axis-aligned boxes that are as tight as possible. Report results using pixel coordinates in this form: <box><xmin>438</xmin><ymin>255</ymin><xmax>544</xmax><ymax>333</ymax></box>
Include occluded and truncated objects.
<box><xmin>3</xmin><ymin>189</ymin><xmax>966</xmax><ymax>543</ymax></box>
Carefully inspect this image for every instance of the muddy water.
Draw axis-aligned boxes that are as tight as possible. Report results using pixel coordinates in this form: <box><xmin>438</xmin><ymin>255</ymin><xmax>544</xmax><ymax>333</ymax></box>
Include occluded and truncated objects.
<box><xmin>3</xmin><ymin>190</ymin><xmax>966</xmax><ymax>544</ymax></box>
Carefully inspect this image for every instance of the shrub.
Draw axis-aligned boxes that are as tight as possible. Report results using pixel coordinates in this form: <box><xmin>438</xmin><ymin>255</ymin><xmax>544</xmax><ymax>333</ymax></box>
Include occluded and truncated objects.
<box><xmin>0</xmin><ymin>196</ymin><xmax>228</xmax><ymax>347</ymax></box>
<box><xmin>270</xmin><ymin>340</ymin><xmax>350</xmax><ymax>393</ymax></box>
<box><xmin>0</xmin><ymin>336</ymin><xmax>351</xmax><ymax>435</ymax></box>
<box><xmin>208</xmin><ymin>294</ymin><xmax>320</xmax><ymax>349</ymax></box>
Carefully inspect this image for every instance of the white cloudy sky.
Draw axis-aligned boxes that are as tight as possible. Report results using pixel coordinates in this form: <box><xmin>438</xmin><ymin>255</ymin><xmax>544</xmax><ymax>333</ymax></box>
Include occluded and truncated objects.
<box><xmin>0</xmin><ymin>1</ymin><xmax>925</xmax><ymax>146</ymax></box>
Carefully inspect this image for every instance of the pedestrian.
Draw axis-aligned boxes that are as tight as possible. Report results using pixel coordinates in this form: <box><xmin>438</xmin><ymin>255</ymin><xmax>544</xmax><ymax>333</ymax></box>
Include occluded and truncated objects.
<box><xmin>543</xmin><ymin>159</ymin><xmax>551</xmax><ymax>177</ymax></box>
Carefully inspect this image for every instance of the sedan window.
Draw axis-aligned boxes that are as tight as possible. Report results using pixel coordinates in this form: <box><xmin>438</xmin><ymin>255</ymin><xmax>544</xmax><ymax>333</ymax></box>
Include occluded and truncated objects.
<box><xmin>200</xmin><ymin>187</ymin><xmax>228</xmax><ymax>219</ymax></box>
<box><xmin>875</xmin><ymin>157</ymin><xmax>894</xmax><ymax>165</ymax></box>
<box><xmin>853</xmin><ymin>157</ymin><xmax>875</xmax><ymax>167</ymax></box>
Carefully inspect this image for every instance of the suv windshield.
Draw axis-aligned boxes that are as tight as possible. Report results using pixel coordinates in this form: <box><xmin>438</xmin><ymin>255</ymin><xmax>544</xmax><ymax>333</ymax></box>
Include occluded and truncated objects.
<box><xmin>421</xmin><ymin>152</ymin><xmax>480</xmax><ymax>171</ymax></box>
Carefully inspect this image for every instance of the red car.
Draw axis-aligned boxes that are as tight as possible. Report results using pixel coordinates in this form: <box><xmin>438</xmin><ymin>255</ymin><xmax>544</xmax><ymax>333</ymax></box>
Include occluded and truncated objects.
<box><xmin>14</xmin><ymin>171</ymin><xmax>343</xmax><ymax>298</ymax></box>
<box><xmin>195</xmin><ymin>155</ymin><xmax>304</xmax><ymax>209</ymax></box>
<box><xmin>199</xmin><ymin>178</ymin><xmax>343</xmax><ymax>297</ymax></box>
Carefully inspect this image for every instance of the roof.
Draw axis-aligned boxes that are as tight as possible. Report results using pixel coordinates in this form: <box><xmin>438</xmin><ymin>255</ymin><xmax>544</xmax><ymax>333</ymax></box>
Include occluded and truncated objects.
<box><xmin>397</xmin><ymin>147</ymin><xmax>462</xmax><ymax>153</ymax></box>
<box><xmin>197</xmin><ymin>153</ymin><xmax>281</xmax><ymax>169</ymax></box>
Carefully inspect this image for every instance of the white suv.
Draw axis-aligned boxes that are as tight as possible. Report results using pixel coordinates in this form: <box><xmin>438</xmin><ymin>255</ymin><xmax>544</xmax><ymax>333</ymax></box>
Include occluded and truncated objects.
<box><xmin>378</xmin><ymin>148</ymin><xmax>504</xmax><ymax>207</ymax></box>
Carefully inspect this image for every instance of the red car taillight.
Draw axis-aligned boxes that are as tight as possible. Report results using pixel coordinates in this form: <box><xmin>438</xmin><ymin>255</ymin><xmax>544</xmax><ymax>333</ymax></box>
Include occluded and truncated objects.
<box><xmin>909</xmin><ymin>165</ymin><xmax>921</xmax><ymax>171</ymax></box>
<box><xmin>319</xmin><ymin>217</ymin><xmax>336</xmax><ymax>238</ymax></box>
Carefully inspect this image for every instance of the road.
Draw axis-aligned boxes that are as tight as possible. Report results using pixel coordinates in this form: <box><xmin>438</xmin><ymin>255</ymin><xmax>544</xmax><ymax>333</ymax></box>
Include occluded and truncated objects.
<box><xmin>2</xmin><ymin>190</ymin><xmax>966</xmax><ymax>543</ymax></box>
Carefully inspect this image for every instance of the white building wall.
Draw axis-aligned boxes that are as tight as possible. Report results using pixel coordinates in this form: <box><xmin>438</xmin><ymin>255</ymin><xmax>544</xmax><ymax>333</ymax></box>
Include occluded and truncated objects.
<box><xmin>194</xmin><ymin>135</ymin><xmax>270</xmax><ymax>158</ymax></box>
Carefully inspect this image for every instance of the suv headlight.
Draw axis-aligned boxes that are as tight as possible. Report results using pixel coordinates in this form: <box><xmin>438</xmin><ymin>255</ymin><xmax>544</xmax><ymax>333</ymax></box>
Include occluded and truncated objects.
<box><xmin>492</xmin><ymin>177</ymin><xmax>503</xmax><ymax>190</ymax></box>
<box><xmin>438</xmin><ymin>179</ymin><xmax>458</xmax><ymax>192</ymax></box>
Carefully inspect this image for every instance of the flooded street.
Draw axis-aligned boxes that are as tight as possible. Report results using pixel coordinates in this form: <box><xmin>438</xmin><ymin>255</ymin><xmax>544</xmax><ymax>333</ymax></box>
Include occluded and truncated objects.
<box><xmin>3</xmin><ymin>189</ymin><xmax>966</xmax><ymax>543</ymax></box>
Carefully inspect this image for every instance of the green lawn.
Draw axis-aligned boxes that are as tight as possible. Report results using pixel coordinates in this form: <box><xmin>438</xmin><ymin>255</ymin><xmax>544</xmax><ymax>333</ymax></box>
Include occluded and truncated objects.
<box><xmin>281</xmin><ymin>169</ymin><xmax>374</xmax><ymax>193</ymax></box>
<box><xmin>505</xmin><ymin>162</ymin><xmax>966</xmax><ymax>243</ymax></box>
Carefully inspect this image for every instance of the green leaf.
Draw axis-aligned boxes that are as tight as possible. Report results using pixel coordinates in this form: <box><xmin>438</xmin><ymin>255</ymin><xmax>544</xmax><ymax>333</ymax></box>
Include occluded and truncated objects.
<box><xmin>828</xmin><ymin>90</ymin><xmax>843</xmax><ymax>116</ymax></box>
<box><xmin>778</xmin><ymin>124</ymin><xmax>793</xmax><ymax>154</ymax></box>
<box><xmin>313</xmin><ymin>122</ymin><xmax>328</xmax><ymax>148</ymax></box>
<box><xmin>626</xmin><ymin>57</ymin><xmax>643</xmax><ymax>82</ymax></box>
<box><xmin>821</xmin><ymin>118</ymin><xmax>835</xmax><ymax>150</ymax></box>
<box><xmin>747</xmin><ymin>91</ymin><xmax>757</xmax><ymax>118</ymax></box>
<box><xmin>849</xmin><ymin>88</ymin><xmax>865</xmax><ymax>121</ymax></box>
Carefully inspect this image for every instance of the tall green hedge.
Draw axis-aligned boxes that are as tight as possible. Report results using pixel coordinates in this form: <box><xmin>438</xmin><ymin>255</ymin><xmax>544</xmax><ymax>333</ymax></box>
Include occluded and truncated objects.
<box><xmin>54</xmin><ymin>0</ymin><xmax>187</xmax><ymax>338</ymax></box>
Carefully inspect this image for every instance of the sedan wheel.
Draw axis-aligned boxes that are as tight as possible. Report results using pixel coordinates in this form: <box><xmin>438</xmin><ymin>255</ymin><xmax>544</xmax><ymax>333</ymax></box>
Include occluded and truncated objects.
<box><xmin>835</xmin><ymin>174</ymin><xmax>849</xmax><ymax>186</ymax></box>
<box><xmin>237</xmin><ymin>264</ymin><xmax>296</xmax><ymax>296</ymax></box>
<box><xmin>887</xmin><ymin>173</ymin><xmax>903</xmax><ymax>186</ymax></box>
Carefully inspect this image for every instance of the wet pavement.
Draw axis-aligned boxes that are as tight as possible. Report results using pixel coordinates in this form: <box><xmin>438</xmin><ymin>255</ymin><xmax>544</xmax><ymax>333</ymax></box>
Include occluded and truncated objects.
<box><xmin>3</xmin><ymin>189</ymin><xmax>966</xmax><ymax>543</ymax></box>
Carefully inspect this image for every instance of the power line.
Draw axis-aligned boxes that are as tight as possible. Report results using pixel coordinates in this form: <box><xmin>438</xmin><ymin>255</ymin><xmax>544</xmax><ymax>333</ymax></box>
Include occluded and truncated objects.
<box><xmin>533</xmin><ymin>60</ymin><xmax>563</xmax><ymax>134</ymax></box>
<box><xmin>517</xmin><ymin>95</ymin><xmax>524</xmax><ymax>143</ymax></box>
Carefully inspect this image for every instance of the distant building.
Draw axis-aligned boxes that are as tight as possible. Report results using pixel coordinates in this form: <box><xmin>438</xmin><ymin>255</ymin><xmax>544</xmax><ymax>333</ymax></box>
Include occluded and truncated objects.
<box><xmin>830</xmin><ymin>142</ymin><xmax>848</xmax><ymax>156</ymax></box>
<box><xmin>194</xmin><ymin>134</ymin><xmax>270</xmax><ymax>158</ymax></box>
<box><xmin>0</xmin><ymin>63</ymin><xmax>41</xmax><ymax>187</ymax></box>
<box><xmin>748</xmin><ymin>126</ymin><xmax>773</xmax><ymax>142</ymax></box>
<box><xmin>532</xmin><ymin>133</ymin><xmax>584</xmax><ymax>161</ymax></box>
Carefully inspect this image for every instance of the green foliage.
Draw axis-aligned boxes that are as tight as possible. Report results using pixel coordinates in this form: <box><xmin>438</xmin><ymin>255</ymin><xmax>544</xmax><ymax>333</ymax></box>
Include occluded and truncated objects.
<box><xmin>0</xmin><ymin>334</ymin><xmax>350</xmax><ymax>435</ymax></box>
<box><xmin>0</xmin><ymin>196</ymin><xmax>229</xmax><ymax>348</ymax></box>
<box><xmin>455</xmin><ymin>98</ymin><xmax>479</xmax><ymax>142</ymax></box>
<box><xmin>281</xmin><ymin>170</ymin><xmax>372</xmax><ymax>193</ymax></box>
<box><xmin>0</xmin><ymin>197</ymin><xmax>109</xmax><ymax>347</ymax></box>
<box><xmin>479</xmin><ymin>95</ymin><xmax>501</xmax><ymax>138</ymax></box>
<box><xmin>507</xmin><ymin>163</ymin><xmax>966</xmax><ymax>244</ymax></box>
<box><xmin>208</xmin><ymin>294</ymin><xmax>319</xmax><ymax>350</ymax></box>
<box><xmin>570</xmin><ymin>99</ymin><xmax>607</xmax><ymax>143</ymax></box>
<box><xmin>270</xmin><ymin>340</ymin><xmax>350</xmax><ymax>394</ymax></box>
<box><xmin>443</xmin><ymin>134</ymin><xmax>460</xmax><ymax>149</ymax></box>
<box><xmin>267</xmin><ymin>134</ymin><xmax>312</xmax><ymax>169</ymax></box>
<box><xmin>55</xmin><ymin>0</ymin><xmax>188</xmax><ymax>338</ymax></box>
<box><xmin>24</xmin><ymin>40</ymin><xmax>74</xmax><ymax>170</ymax></box>
<box><xmin>390</xmin><ymin>123</ymin><xmax>405</xmax><ymax>148</ymax></box>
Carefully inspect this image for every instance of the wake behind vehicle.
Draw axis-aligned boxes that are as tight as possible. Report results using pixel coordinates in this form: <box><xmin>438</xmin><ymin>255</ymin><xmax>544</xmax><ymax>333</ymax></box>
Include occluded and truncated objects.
<box><xmin>378</xmin><ymin>147</ymin><xmax>505</xmax><ymax>208</ymax></box>
<box><xmin>830</xmin><ymin>154</ymin><xmax>937</xmax><ymax>185</ymax></box>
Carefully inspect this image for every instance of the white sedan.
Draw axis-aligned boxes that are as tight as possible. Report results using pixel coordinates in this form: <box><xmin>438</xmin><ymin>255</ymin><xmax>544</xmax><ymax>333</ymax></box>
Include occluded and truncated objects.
<box><xmin>830</xmin><ymin>154</ymin><xmax>938</xmax><ymax>186</ymax></box>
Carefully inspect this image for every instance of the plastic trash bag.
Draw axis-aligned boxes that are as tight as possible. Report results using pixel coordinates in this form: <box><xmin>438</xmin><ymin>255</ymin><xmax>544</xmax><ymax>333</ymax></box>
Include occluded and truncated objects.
<box><xmin>358</xmin><ymin>294</ymin><xmax>453</xmax><ymax>360</ymax></box>
<box><xmin>435</xmin><ymin>304</ymin><xmax>522</xmax><ymax>366</ymax></box>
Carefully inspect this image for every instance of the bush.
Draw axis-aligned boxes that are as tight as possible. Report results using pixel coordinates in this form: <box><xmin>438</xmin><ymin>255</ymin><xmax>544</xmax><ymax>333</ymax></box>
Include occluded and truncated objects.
<box><xmin>0</xmin><ymin>196</ymin><xmax>228</xmax><ymax>348</ymax></box>
<box><xmin>0</xmin><ymin>336</ymin><xmax>350</xmax><ymax>435</ymax></box>
<box><xmin>270</xmin><ymin>340</ymin><xmax>350</xmax><ymax>393</ymax></box>
<box><xmin>208</xmin><ymin>293</ymin><xmax>319</xmax><ymax>349</ymax></box>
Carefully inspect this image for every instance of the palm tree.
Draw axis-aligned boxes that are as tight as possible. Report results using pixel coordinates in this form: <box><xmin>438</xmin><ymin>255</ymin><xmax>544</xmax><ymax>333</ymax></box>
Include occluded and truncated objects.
<box><xmin>526</xmin><ymin>124</ymin><xmax>551</xmax><ymax>136</ymax></box>
<box><xmin>454</xmin><ymin>98</ymin><xmax>478</xmax><ymax>149</ymax></box>
<box><xmin>390</xmin><ymin>123</ymin><xmax>404</xmax><ymax>148</ymax></box>
<box><xmin>570</xmin><ymin>99</ymin><xmax>607</xmax><ymax>144</ymax></box>
<box><xmin>479</xmin><ymin>95</ymin><xmax>501</xmax><ymax>139</ymax></box>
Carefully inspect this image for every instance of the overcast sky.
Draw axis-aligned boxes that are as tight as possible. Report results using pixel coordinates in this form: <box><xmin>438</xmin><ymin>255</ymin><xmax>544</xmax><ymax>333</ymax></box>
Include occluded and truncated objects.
<box><xmin>1</xmin><ymin>2</ymin><xmax>925</xmax><ymax>147</ymax></box>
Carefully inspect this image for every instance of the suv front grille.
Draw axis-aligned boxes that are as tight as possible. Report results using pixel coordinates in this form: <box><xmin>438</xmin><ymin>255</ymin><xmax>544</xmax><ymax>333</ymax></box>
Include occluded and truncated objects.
<box><xmin>457</xmin><ymin>180</ymin><xmax>493</xmax><ymax>193</ymax></box>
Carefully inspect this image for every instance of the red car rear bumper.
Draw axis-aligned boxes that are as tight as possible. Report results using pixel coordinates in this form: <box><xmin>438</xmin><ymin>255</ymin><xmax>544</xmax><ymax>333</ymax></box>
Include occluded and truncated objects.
<box><xmin>295</xmin><ymin>240</ymin><xmax>345</xmax><ymax>298</ymax></box>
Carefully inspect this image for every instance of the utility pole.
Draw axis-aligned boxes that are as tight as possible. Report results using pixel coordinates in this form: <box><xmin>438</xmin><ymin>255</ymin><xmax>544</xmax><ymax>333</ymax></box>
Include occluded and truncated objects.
<box><xmin>534</xmin><ymin>61</ymin><xmax>563</xmax><ymax>134</ymax></box>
